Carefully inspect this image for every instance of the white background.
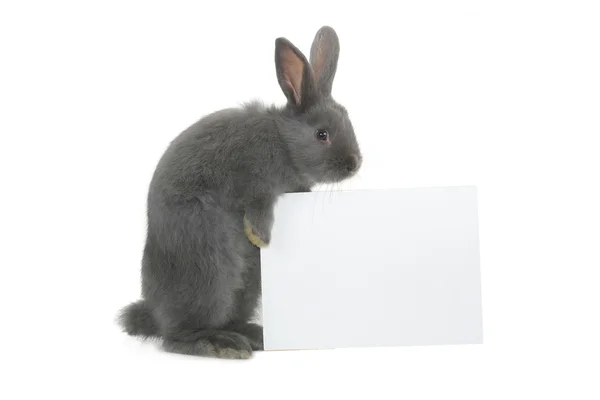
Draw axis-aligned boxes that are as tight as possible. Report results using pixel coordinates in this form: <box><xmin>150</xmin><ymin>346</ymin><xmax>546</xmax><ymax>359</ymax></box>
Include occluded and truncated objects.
<box><xmin>1</xmin><ymin>0</ymin><xmax>599</xmax><ymax>399</ymax></box>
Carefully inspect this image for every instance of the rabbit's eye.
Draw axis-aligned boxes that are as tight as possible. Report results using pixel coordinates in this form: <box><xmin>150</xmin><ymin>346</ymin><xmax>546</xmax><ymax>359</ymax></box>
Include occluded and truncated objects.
<box><xmin>315</xmin><ymin>129</ymin><xmax>329</xmax><ymax>141</ymax></box>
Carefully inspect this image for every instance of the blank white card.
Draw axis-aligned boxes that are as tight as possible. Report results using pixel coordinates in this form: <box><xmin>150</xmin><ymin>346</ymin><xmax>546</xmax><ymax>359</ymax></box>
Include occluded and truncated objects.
<box><xmin>259</xmin><ymin>186</ymin><xmax>483</xmax><ymax>350</ymax></box>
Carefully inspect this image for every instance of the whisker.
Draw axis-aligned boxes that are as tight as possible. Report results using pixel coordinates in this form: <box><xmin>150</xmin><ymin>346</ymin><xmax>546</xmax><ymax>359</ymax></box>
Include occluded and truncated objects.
<box><xmin>313</xmin><ymin>182</ymin><xmax>325</xmax><ymax>224</ymax></box>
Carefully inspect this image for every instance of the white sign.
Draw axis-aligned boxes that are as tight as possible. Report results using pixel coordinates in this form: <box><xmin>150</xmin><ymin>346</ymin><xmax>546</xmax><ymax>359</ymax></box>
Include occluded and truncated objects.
<box><xmin>259</xmin><ymin>186</ymin><xmax>483</xmax><ymax>350</ymax></box>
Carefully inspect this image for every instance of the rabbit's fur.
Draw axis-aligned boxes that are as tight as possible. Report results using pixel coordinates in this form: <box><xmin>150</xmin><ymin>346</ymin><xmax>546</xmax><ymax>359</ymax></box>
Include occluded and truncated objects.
<box><xmin>118</xmin><ymin>26</ymin><xmax>362</xmax><ymax>359</ymax></box>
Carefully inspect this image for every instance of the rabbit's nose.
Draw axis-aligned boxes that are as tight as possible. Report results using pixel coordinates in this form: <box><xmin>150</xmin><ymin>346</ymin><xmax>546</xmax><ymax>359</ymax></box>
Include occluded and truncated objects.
<box><xmin>346</xmin><ymin>154</ymin><xmax>361</xmax><ymax>173</ymax></box>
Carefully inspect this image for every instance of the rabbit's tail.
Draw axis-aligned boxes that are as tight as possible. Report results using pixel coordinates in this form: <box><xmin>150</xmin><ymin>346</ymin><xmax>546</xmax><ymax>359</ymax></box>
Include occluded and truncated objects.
<box><xmin>117</xmin><ymin>300</ymin><xmax>159</xmax><ymax>338</ymax></box>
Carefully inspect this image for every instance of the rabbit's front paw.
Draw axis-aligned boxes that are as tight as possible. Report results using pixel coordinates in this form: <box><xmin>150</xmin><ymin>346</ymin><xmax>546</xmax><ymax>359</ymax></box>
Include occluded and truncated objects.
<box><xmin>243</xmin><ymin>215</ymin><xmax>270</xmax><ymax>248</ymax></box>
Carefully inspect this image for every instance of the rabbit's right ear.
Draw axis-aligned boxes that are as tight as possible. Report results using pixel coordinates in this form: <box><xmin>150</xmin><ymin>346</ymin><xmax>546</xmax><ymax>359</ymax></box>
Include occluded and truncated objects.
<box><xmin>275</xmin><ymin>38</ymin><xmax>318</xmax><ymax>109</ymax></box>
<box><xmin>309</xmin><ymin>26</ymin><xmax>340</xmax><ymax>97</ymax></box>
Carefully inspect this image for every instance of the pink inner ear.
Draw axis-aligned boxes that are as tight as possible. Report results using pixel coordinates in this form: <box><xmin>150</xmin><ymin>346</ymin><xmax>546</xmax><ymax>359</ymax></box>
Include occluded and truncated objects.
<box><xmin>284</xmin><ymin>78</ymin><xmax>301</xmax><ymax>105</ymax></box>
<box><xmin>312</xmin><ymin>44</ymin><xmax>325</xmax><ymax>83</ymax></box>
<box><xmin>281</xmin><ymin>47</ymin><xmax>304</xmax><ymax>105</ymax></box>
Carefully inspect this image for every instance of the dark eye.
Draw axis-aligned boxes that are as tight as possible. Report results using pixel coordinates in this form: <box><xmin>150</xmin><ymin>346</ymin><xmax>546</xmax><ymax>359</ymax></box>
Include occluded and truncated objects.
<box><xmin>315</xmin><ymin>129</ymin><xmax>329</xmax><ymax>141</ymax></box>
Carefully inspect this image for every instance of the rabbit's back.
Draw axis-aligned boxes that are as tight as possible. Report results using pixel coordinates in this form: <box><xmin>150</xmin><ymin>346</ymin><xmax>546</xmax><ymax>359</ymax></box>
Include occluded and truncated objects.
<box><xmin>149</xmin><ymin>104</ymin><xmax>288</xmax><ymax>213</ymax></box>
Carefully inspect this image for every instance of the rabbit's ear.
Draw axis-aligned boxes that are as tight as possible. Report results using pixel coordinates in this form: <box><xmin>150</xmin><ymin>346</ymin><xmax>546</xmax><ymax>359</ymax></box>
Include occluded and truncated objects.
<box><xmin>309</xmin><ymin>26</ymin><xmax>340</xmax><ymax>97</ymax></box>
<box><xmin>275</xmin><ymin>38</ymin><xmax>317</xmax><ymax>109</ymax></box>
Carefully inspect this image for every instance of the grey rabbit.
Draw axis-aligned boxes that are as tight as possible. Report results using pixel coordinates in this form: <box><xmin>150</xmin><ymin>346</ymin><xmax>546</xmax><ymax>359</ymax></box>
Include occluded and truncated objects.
<box><xmin>118</xmin><ymin>26</ymin><xmax>362</xmax><ymax>359</ymax></box>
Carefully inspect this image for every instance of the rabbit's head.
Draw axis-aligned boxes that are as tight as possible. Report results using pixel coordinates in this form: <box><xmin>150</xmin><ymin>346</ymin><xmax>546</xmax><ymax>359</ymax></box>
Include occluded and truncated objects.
<box><xmin>275</xmin><ymin>26</ymin><xmax>362</xmax><ymax>184</ymax></box>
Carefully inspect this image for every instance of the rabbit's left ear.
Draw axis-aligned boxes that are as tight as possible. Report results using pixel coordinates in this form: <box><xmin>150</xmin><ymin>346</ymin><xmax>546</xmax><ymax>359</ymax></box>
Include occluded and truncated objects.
<box><xmin>275</xmin><ymin>37</ymin><xmax>318</xmax><ymax>109</ymax></box>
<box><xmin>309</xmin><ymin>26</ymin><xmax>340</xmax><ymax>97</ymax></box>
